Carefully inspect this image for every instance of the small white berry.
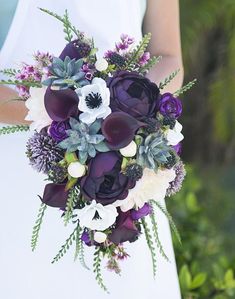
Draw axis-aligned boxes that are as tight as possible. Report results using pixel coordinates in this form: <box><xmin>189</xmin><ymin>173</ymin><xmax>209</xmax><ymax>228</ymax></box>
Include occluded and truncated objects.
<box><xmin>94</xmin><ymin>231</ymin><xmax>107</xmax><ymax>243</ymax></box>
<box><xmin>68</xmin><ymin>161</ymin><xmax>86</xmax><ymax>178</ymax></box>
<box><xmin>95</xmin><ymin>58</ymin><xmax>109</xmax><ymax>72</ymax></box>
<box><xmin>120</xmin><ymin>141</ymin><xmax>137</xmax><ymax>157</ymax></box>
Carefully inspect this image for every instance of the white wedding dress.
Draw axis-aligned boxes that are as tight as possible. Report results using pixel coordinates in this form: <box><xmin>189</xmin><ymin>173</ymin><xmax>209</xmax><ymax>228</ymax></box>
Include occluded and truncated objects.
<box><xmin>0</xmin><ymin>1</ymin><xmax>181</xmax><ymax>298</ymax></box>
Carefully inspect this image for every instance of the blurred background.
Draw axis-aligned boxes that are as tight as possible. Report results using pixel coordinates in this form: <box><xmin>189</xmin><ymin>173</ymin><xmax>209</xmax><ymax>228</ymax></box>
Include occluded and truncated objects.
<box><xmin>171</xmin><ymin>1</ymin><xmax>235</xmax><ymax>298</ymax></box>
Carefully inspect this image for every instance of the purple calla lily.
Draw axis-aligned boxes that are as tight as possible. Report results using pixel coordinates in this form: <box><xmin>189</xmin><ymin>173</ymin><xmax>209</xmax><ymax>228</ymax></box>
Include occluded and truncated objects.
<box><xmin>41</xmin><ymin>183</ymin><xmax>69</xmax><ymax>209</ymax></box>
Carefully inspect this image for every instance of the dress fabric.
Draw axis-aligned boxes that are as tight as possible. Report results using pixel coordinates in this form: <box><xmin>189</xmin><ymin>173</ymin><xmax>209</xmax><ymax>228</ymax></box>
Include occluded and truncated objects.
<box><xmin>0</xmin><ymin>0</ymin><xmax>181</xmax><ymax>298</ymax></box>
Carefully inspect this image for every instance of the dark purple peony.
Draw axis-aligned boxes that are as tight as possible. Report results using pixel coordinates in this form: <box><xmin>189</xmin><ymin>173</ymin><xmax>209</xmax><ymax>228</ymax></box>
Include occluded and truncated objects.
<box><xmin>49</xmin><ymin>120</ymin><xmax>69</xmax><ymax>142</ymax></box>
<box><xmin>108</xmin><ymin>210</ymin><xmax>140</xmax><ymax>244</ymax></box>
<box><xmin>107</xmin><ymin>71</ymin><xmax>160</xmax><ymax>120</ymax></box>
<box><xmin>41</xmin><ymin>183</ymin><xmax>69</xmax><ymax>209</ymax></box>
<box><xmin>131</xmin><ymin>203</ymin><xmax>153</xmax><ymax>220</ymax></box>
<box><xmin>59</xmin><ymin>40</ymin><xmax>91</xmax><ymax>61</ymax></box>
<box><xmin>158</xmin><ymin>93</ymin><xmax>182</xmax><ymax>119</ymax></box>
<box><xmin>102</xmin><ymin>112</ymin><xmax>144</xmax><ymax>150</ymax></box>
<box><xmin>80</xmin><ymin>152</ymin><xmax>135</xmax><ymax>205</ymax></box>
<box><xmin>44</xmin><ymin>87</ymin><xmax>79</xmax><ymax>121</ymax></box>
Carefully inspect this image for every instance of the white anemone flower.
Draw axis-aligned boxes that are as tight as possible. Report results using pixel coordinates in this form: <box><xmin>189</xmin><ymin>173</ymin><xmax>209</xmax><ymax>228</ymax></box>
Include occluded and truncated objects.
<box><xmin>120</xmin><ymin>168</ymin><xmax>176</xmax><ymax>212</ymax></box>
<box><xmin>76</xmin><ymin>77</ymin><xmax>111</xmax><ymax>124</ymax></box>
<box><xmin>77</xmin><ymin>200</ymin><xmax>118</xmax><ymax>231</ymax></box>
<box><xmin>25</xmin><ymin>87</ymin><xmax>52</xmax><ymax>132</ymax></box>
<box><xmin>166</xmin><ymin>120</ymin><xmax>184</xmax><ymax>146</ymax></box>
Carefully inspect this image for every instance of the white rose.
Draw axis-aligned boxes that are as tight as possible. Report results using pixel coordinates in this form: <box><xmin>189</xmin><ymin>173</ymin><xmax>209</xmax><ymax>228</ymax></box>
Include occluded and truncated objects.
<box><xmin>120</xmin><ymin>141</ymin><xmax>137</xmax><ymax>157</ymax></box>
<box><xmin>68</xmin><ymin>161</ymin><xmax>86</xmax><ymax>178</ymax></box>
<box><xmin>25</xmin><ymin>87</ymin><xmax>52</xmax><ymax>132</ymax></box>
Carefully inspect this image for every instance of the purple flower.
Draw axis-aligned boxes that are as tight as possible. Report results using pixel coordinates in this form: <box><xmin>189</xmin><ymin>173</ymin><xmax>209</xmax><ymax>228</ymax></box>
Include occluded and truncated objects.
<box><xmin>108</xmin><ymin>210</ymin><xmax>140</xmax><ymax>244</ymax></box>
<box><xmin>173</xmin><ymin>142</ymin><xmax>182</xmax><ymax>155</ymax></box>
<box><xmin>131</xmin><ymin>203</ymin><xmax>153</xmax><ymax>220</ymax></box>
<box><xmin>139</xmin><ymin>52</ymin><xmax>150</xmax><ymax>66</ymax></box>
<box><xmin>44</xmin><ymin>88</ymin><xmax>79</xmax><ymax>121</ymax></box>
<box><xmin>158</xmin><ymin>93</ymin><xmax>182</xmax><ymax>119</ymax></box>
<box><xmin>102</xmin><ymin>112</ymin><xmax>144</xmax><ymax>150</ymax></box>
<box><xmin>59</xmin><ymin>39</ymin><xmax>91</xmax><ymax>60</ymax></box>
<box><xmin>49</xmin><ymin>121</ymin><xmax>69</xmax><ymax>142</ymax></box>
<box><xmin>167</xmin><ymin>161</ymin><xmax>186</xmax><ymax>197</ymax></box>
<box><xmin>41</xmin><ymin>183</ymin><xmax>69</xmax><ymax>209</ymax></box>
<box><xmin>108</xmin><ymin>71</ymin><xmax>160</xmax><ymax>120</ymax></box>
<box><xmin>80</xmin><ymin>152</ymin><xmax>135</xmax><ymax>206</ymax></box>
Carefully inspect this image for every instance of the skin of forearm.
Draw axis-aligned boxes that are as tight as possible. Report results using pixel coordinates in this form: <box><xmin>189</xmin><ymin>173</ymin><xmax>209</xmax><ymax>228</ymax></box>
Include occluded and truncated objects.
<box><xmin>0</xmin><ymin>86</ymin><xmax>29</xmax><ymax>125</ymax></box>
<box><xmin>146</xmin><ymin>55</ymin><xmax>184</xmax><ymax>94</ymax></box>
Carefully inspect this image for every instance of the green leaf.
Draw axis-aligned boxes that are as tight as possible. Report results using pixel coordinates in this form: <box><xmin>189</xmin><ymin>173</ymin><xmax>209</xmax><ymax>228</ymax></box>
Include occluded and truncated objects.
<box><xmin>0</xmin><ymin>125</ymin><xmax>30</xmax><ymax>135</ymax></box>
<box><xmin>190</xmin><ymin>273</ymin><xmax>207</xmax><ymax>289</ymax></box>
<box><xmin>174</xmin><ymin>79</ymin><xmax>197</xmax><ymax>97</ymax></box>
<box><xmin>159</xmin><ymin>69</ymin><xmax>180</xmax><ymax>90</ymax></box>
<box><xmin>93</xmin><ymin>248</ymin><xmax>109</xmax><ymax>293</ymax></box>
<box><xmin>31</xmin><ymin>202</ymin><xmax>47</xmax><ymax>251</ymax></box>
<box><xmin>179</xmin><ymin>265</ymin><xmax>192</xmax><ymax>291</ymax></box>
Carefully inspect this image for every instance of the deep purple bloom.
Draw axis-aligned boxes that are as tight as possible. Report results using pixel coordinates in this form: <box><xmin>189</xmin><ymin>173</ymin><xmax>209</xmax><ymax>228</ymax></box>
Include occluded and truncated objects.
<box><xmin>80</xmin><ymin>152</ymin><xmax>135</xmax><ymax>206</ymax></box>
<box><xmin>44</xmin><ymin>88</ymin><xmax>79</xmax><ymax>121</ymax></box>
<box><xmin>102</xmin><ymin>112</ymin><xmax>144</xmax><ymax>150</ymax></box>
<box><xmin>173</xmin><ymin>142</ymin><xmax>182</xmax><ymax>155</ymax></box>
<box><xmin>41</xmin><ymin>183</ymin><xmax>69</xmax><ymax>209</ymax></box>
<box><xmin>131</xmin><ymin>203</ymin><xmax>153</xmax><ymax>220</ymax></box>
<box><xmin>158</xmin><ymin>93</ymin><xmax>182</xmax><ymax>119</ymax></box>
<box><xmin>108</xmin><ymin>71</ymin><xmax>160</xmax><ymax>120</ymax></box>
<box><xmin>59</xmin><ymin>39</ymin><xmax>91</xmax><ymax>60</ymax></box>
<box><xmin>49</xmin><ymin>121</ymin><xmax>69</xmax><ymax>142</ymax></box>
<box><xmin>108</xmin><ymin>210</ymin><xmax>140</xmax><ymax>244</ymax></box>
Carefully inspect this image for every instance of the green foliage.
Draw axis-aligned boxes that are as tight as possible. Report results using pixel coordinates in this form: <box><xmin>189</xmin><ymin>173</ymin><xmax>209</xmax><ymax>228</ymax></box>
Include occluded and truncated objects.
<box><xmin>141</xmin><ymin>218</ymin><xmax>158</xmax><ymax>277</ymax></box>
<box><xmin>63</xmin><ymin>186</ymin><xmax>80</xmax><ymax>226</ymax></box>
<box><xmin>0</xmin><ymin>78</ymin><xmax>42</xmax><ymax>87</ymax></box>
<box><xmin>31</xmin><ymin>202</ymin><xmax>47</xmax><ymax>251</ymax></box>
<box><xmin>93</xmin><ymin>248</ymin><xmax>109</xmax><ymax>293</ymax></box>
<box><xmin>174</xmin><ymin>79</ymin><xmax>197</xmax><ymax>97</ymax></box>
<box><xmin>0</xmin><ymin>125</ymin><xmax>29</xmax><ymax>135</ymax></box>
<box><xmin>51</xmin><ymin>225</ymin><xmax>77</xmax><ymax>264</ymax></box>
<box><xmin>139</xmin><ymin>55</ymin><xmax>162</xmax><ymax>74</ymax></box>
<box><xmin>0</xmin><ymin>68</ymin><xmax>19</xmax><ymax>77</ymax></box>
<box><xmin>159</xmin><ymin>69</ymin><xmax>180</xmax><ymax>90</ymax></box>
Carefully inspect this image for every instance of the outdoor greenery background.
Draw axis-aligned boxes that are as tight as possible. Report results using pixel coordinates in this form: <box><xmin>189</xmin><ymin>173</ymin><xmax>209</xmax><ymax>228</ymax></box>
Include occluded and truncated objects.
<box><xmin>170</xmin><ymin>1</ymin><xmax>235</xmax><ymax>298</ymax></box>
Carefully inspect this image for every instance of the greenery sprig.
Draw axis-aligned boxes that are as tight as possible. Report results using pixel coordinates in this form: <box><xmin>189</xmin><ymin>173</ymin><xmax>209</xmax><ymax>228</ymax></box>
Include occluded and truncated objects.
<box><xmin>31</xmin><ymin>202</ymin><xmax>47</xmax><ymax>251</ymax></box>
<box><xmin>174</xmin><ymin>79</ymin><xmax>197</xmax><ymax>96</ymax></box>
<box><xmin>51</xmin><ymin>224</ymin><xmax>78</xmax><ymax>264</ymax></box>
<box><xmin>0</xmin><ymin>68</ymin><xmax>19</xmax><ymax>77</ymax></box>
<box><xmin>141</xmin><ymin>218</ymin><xmax>158</xmax><ymax>277</ymax></box>
<box><xmin>159</xmin><ymin>69</ymin><xmax>180</xmax><ymax>90</ymax></box>
<box><xmin>63</xmin><ymin>186</ymin><xmax>80</xmax><ymax>226</ymax></box>
<box><xmin>150</xmin><ymin>199</ymin><xmax>182</xmax><ymax>245</ymax></box>
<box><xmin>149</xmin><ymin>212</ymin><xmax>169</xmax><ymax>261</ymax></box>
<box><xmin>0</xmin><ymin>79</ymin><xmax>42</xmax><ymax>88</ymax></box>
<box><xmin>139</xmin><ymin>55</ymin><xmax>162</xmax><ymax>74</ymax></box>
<box><xmin>93</xmin><ymin>248</ymin><xmax>109</xmax><ymax>293</ymax></box>
<box><xmin>0</xmin><ymin>125</ymin><xmax>30</xmax><ymax>136</ymax></box>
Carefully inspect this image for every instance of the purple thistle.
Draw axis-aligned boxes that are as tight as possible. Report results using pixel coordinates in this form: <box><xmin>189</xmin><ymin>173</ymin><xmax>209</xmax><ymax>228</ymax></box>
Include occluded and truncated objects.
<box><xmin>26</xmin><ymin>132</ymin><xmax>64</xmax><ymax>174</ymax></box>
<box><xmin>34</xmin><ymin>51</ymin><xmax>54</xmax><ymax>68</ymax></box>
<box><xmin>166</xmin><ymin>161</ymin><xmax>186</xmax><ymax>197</ymax></box>
<box><xmin>139</xmin><ymin>52</ymin><xmax>150</xmax><ymax>66</ymax></box>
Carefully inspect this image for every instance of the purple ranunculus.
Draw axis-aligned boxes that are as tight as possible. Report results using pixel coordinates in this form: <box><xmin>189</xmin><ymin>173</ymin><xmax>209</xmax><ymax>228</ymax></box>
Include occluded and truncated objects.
<box><xmin>41</xmin><ymin>183</ymin><xmax>69</xmax><ymax>209</ymax></box>
<box><xmin>102</xmin><ymin>112</ymin><xmax>144</xmax><ymax>150</ymax></box>
<box><xmin>80</xmin><ymin>152</ymin><xmax>135</xmax><ymax>206</ymax></box>
<box><xmin>59</xmin><ymin>40</ymin><xmax>91</xmax><ymax>60</ymax></box>
<box><xmin>131</xmin><ymin>203</ymin><xmax>153</xmax><ymax>220</ymax></box>
<box><xmin>107</xmin><ymin>71</ymin><xmax>160</xmax><ymax>120</ymax></box>
<box><xmin>108</xmin><ymin>210</ymin><xmax>140</xmax><ymax>244</ymax></box>
<box><xmin>158</xmin><ymin>93</ymin><xmax>182</xmax><ymax>119</ymax></box>
<box><xmin>49</xmin><ymin>120</ymin><xmax>69</xmax><ymax>142</ymax></box>
<box><xmin>44</xmin><ymin>88</ymin><xmax>79</xmax><ymax>121</ymax></box>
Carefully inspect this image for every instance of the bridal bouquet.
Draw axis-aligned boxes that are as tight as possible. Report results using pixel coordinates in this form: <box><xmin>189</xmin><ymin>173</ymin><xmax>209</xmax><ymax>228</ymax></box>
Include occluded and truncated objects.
<box><xmin>0</xmin><ymin>9</ymin><xmax>196</xmax><ymax>291</ymax></box>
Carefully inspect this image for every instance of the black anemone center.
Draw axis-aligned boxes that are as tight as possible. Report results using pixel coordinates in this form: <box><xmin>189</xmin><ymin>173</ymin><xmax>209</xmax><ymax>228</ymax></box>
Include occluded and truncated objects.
<box><xmin>93</xmin><ymin>211</ymin><xmax>101</xmax><ymax>220</ymax></box>
<box><xmin>85</xmin><ymin>92</ymin><xmax>102</xmax><ymax>109</ymax></box>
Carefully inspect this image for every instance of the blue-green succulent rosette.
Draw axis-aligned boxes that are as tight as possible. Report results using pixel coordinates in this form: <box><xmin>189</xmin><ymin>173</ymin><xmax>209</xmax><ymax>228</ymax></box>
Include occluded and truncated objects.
<box><xmin>1</xmin><ymin>9</ymin><xmax>195</xmax><ymax>292</ymax></box>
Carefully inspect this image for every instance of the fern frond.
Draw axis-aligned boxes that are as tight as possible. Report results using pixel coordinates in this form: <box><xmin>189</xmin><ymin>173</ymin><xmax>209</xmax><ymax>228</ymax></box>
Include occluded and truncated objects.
<box><xmin>149</xmin><ymin>212</ymin><xmax>169</xmax><ymax>261</ymax></box>
<box><xmin>0</xmin><ymin>79</ymin><xmax>41</xmax><ymax>88</ymax></box>
<box><xmin>141</xmin><ymin>218</ymin><xmax>158</xmax><ymax>277</ymax></box>
<box><xmin>174</xmin><ymin>79</ymin><xmax>197</xmax><ymax>96</ymax></box>
<box><xmin>0</xmin><ymin>125</ymin><xmax>30</xmax><ymax>136</ymax></box>
<box><xmin>79</xmin><ymin>241</ymin><xmax>90</xmax><ymax>270</ymax></box>
<box><xmin>63</xmin><ymin>186</ymin><xmax>80</xmax><ymax>226</ymax></box>
<box><xmin>51</xmin><ymin>226</ymin><xmax>77</xmax><ymax>264</ymax></box>
<box><xmin>159</xmin><ymin>69</ymin><xmax>180</xmax><ymax>90</ymax></box>
<box><xmin>31</xmin><ymin>202</ymin><xmax>47</xmax><ymax>251</ymax></box>
<box><xmin>126</xmin><ymin>33</ymin><xmax>152</xmax><ymax>69</ymax></box>
<box><xmin>139</xmin><ymin>56</ymin><xmax>162</xmax><ymax>74</ymax></box>
<box><xmin>93</xmin><ymin>248</ymin><xmax>109</xmax><ymax>293</ymax></box>
<box><xmin>150</xmin><ymin>199</ymin><xmax>182</xmax><ymax>245</ymax></box>
<box><xmin>39</xmin><ymin>8</ymin><xmax>83</xmax><ymax>41</ymax></box>
<box><xmin>0</xmin><ymin>68</ymin><xmax>19</xmax><ymax>77</ymax></box>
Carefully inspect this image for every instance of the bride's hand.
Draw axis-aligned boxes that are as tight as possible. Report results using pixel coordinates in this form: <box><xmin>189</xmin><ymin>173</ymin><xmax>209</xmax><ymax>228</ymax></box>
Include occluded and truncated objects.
<box><xmin>0</xmin><ymin>85</ymin><xmax>29</xmax><ymax>125</ymax></box>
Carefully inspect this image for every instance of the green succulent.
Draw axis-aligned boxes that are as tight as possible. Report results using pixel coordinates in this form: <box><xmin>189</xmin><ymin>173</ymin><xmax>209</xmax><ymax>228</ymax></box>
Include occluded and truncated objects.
<box><xmin>58</xmin><ymin>118</ymin><xmax>109</xmax><ymax>164</ymax></box>
<box><xmin>137</xmin><ymin>133</ymin><xmax>172</xmax><ymax>171</ymax></box>
<box><xmin>43</xmin><ymin>56</ymin><xmax>89</xmax><ymax>89</ymax></box>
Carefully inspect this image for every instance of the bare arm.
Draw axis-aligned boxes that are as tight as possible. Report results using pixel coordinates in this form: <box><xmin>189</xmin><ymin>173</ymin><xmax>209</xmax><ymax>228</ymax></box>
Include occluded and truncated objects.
<box><xmin>0</xmin><ymin>86</ymin><xmax>29</xmax><ymax>125</ymax></box>
<box><xmin>143</xmin><ymin>0</ymin><xmax>184</xmax><ymax>93</ymax></box>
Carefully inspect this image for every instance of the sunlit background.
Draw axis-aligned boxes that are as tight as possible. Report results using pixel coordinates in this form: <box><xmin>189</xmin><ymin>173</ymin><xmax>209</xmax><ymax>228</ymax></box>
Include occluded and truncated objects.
<box><xmin>0</xmin><ymin>1</ymin><xmax>235</xmax><ymax>298</ymax></box>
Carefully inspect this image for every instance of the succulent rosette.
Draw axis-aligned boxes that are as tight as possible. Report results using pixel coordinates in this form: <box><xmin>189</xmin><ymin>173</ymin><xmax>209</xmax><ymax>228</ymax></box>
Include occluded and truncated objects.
<box><xmin>0</xmin><ymin>9</ymin><xmax>196</xmax><ymax>292</ymax></box>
